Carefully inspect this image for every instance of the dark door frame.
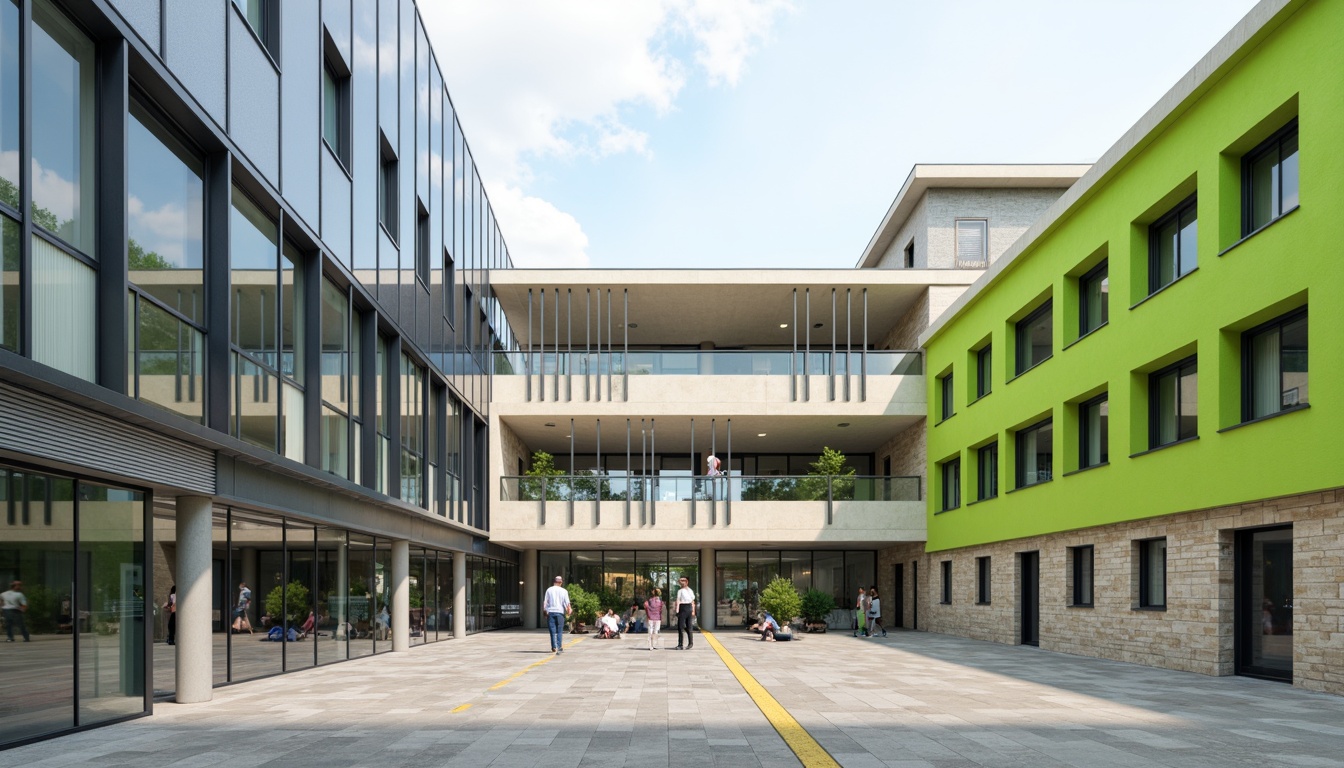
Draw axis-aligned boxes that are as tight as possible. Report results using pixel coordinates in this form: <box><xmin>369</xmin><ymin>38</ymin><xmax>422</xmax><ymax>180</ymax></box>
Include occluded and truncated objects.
<box><xmin>1235</xmin><ymin>524</ymin><xmax>1293</xmax><ymax>682</ymax></box>
<box><xmin>1019</xmin><ymin>551</ymin><xmax>1039</xmax><ymax>647</ymax></box>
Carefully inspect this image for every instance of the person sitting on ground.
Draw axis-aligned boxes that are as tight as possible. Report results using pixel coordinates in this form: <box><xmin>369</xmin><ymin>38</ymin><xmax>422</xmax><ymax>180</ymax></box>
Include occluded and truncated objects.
<box><xmin>622</xmin><ymin>602</ymin><xmax>645</xmax><ymax>634</ymax></box>
<box><xmin>758</xmin><ymin>611</ymin><xmax>781</xmax><ymax>641</ymax></box>
<box><xmin>597</xmin><ymin>609</ymin><xmax>621</xmax><ymax>639</ymax></box>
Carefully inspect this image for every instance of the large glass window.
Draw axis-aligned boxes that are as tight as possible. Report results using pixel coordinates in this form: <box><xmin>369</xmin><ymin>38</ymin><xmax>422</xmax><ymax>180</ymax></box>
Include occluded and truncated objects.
<box><xmin>1244</xmin><ymin>309</ymin><xmax>1307</xmax><ymax>421</ymax></box>
<box><xmin>128</xmin><ymin>102</ymin><xmax>206</xmax><ymax>422</ymax></box>
<box><xmin>1243</xmin><ymin>121</ymin><xmax>1298</xmax><ymax>234</ymax></box>
<box><xmin>1139</xmin><ymin>538</ymin><xmax>1167</xmax><ymax>609</ymax></box>
<box><xmin>1079</xmin><ymin>261</ymin><xmax>1108</xmax><ymax>335</ymax></box>
<box><xmin>32</xmin><ymin>0</ymin><xmax>95</xmax><ymax>256</ymax></box>
<box><xmin>1080</xmin><ymin>394</ymin><xmax>1108</xmax><ymax>469</ymax></box>
<box><xmin>320</xmin><ymin>280</ymin><xmax>356</xmax><ymax>478</ymax></box>
<box><xmin>1</xmin><ymin>215</ymin><xmax>20</xmax><ymax>351</ymax></box>
<box><xmin>316</xmin><ymin>527</ymin><xmax>348</xmax><ymax>665</ymax></box>
<box><xmin>977</xmin><ymin>442</ymin><xmax>997</xmax><ymax>501</ymax></box>
<box><xmin>1015</xmin><ymin>418</ymin><xmax>1052</xmax><ymax>489</ymax></box>
<box><xmin>400</xmin><ymin>353</ymin><xmax>424</xmax><ymax>506</ymax></box>
<box><xmin>1149</xmin><ymin>196</ymin><xmax>1197</xmax><ymax>294</ymax></box>
<box><xmin>229</xmin><ymin>189</ymin><xmax>304</xmax><ymax>457</ymax></box>
<box><xmin>31</xmin><ymin>234</ymin><xmax>94</xmax><ymax>380</ymax></box>
<box><xmin>1150</xmin><ymin>357</ymin><xmax>1197</xmax><ymax>449</ymax></box>
<box><xmin>1015</xmin><ymin>301</ymin><xmax>1052</xmax><ymax>375</ymax></box>
<box><xmin>0</xmin><ymin>0</ymin><xmax>19</xmax><ymax>207</ymax></box>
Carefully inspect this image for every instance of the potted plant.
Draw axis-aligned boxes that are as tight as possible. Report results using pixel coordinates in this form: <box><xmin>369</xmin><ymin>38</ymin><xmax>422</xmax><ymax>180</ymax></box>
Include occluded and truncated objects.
<box><xmin>566</xmin><ymin>583</ymin><xmax>600</xmax><ymax>634</ymax></box>
<box><xmin>800</xmin><ymin>589</ymin><xmax>836</xmax><ymax>632</ymax></box>
<box><xmin>758</xmin><ymin>577</ymin><xmax>803</xmax><ymax>629</ymax></box>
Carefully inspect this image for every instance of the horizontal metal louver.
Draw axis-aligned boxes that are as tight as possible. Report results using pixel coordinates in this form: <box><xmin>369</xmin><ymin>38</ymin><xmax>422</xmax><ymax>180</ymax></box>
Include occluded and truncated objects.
<box><xmin>956</xmin><ymin>219</ymin><xmax>988</xmax><ymax>267</ymax></box>
<box><xmin>0</xmin><ymin>382</ymin><xmax>215</xmax><ymax>494</ymax></box>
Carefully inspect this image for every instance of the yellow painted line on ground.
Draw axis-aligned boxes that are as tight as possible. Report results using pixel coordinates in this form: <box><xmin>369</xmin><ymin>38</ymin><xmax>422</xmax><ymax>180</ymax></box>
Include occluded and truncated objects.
<box><xmin>701</xmin><ymin>630</ymin><xmax>840</xmax><ymax>768</ymax></box>
<box><xmin>480</xmin><ymin>637</ymin><xmax>585</xmax><ymax>692</ymax></box>
<box><xmin>451</xmin><ymin>704</ymin><xmax>472</xmax><ymax>714</ymax></box>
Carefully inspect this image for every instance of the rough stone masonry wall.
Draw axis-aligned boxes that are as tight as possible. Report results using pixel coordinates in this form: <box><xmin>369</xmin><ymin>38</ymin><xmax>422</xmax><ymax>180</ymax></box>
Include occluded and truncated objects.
<box><xmin>876</xmin><ymin>542</ymin><xmax>928</xmax><ymax>631</ymax></box>
<box><xmin>876</xmin><ymin>422</ymin><xmax>925</xmax><ymax>485</ymax></box>
<box><xmin>498</xmin><ymin>420</ymin><xmax>530</xmax><ymax>479</ymax></box>
<box><xmin>913</xmin><ymin>487</ymin><xmax>1344</xmax><ymax>695</ymax></box>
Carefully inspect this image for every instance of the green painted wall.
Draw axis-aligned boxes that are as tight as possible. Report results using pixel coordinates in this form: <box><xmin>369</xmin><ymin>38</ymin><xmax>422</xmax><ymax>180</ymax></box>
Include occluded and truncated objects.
<box><xmin>923</xmin><ymin>0</ymin><xmax>1342</xmax><ymax>552</ymax></box>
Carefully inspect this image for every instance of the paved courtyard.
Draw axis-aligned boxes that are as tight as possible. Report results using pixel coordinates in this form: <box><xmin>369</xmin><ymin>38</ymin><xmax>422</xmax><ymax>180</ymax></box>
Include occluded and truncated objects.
<box><xmin>3</xmin><ymin>628</ymin><xmax>1343</xmax><ymax>767</ymax></box>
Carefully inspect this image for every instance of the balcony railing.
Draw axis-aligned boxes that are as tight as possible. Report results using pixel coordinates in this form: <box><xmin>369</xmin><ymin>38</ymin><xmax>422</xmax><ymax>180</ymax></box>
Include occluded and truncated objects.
<box><xmin>501</xmin><ymin>474</ymin><xmax>921</xmax><ymax>502</ymax></box>
<box><xmin>493</xmin><ymin>350</ymin><xmax>922</xmax><ymax>377</ymax></box>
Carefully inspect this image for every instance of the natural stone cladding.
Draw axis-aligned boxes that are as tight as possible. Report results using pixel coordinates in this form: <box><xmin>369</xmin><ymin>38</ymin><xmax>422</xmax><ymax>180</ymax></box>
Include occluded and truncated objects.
<box><xmin>881</xmin><ymin>488</ymin><xmax>1344</xmax><ymax>695</ymax></box>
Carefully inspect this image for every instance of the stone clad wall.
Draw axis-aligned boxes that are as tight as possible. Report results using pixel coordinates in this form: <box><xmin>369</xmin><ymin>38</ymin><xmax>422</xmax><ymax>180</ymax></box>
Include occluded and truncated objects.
<box><xmin>910</xmin><ymin>488</ymin><xmax>1344</xmax><ymax>695</ymax></box>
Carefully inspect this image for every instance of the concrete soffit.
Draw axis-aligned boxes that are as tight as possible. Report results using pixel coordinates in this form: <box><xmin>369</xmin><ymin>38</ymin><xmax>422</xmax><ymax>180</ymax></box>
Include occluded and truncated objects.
<box><xmin>918</xmin><ymin>0</ymin><xmax>1298</xmax><ymax>348</ymax></box>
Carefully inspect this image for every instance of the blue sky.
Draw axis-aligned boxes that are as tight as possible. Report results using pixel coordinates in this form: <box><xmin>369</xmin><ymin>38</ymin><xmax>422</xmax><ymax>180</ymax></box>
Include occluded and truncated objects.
<box><xmin>422</xmin><ymin>1</ymin><xmax>1262</xmax><ymax>270</ymax></box>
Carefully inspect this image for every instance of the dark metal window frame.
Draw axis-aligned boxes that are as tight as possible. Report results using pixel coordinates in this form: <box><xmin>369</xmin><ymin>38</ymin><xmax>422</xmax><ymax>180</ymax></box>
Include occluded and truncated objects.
<box><xmin>975</xmin><ymin>555</ymin><xmax>991</xmax><ymax>605</ymax></box>
<box><xmin>940</xmin><ymin>457</ymin><xmax>960</xmax><ymax>512</ymax></box>
<box><xmin>1148</xmin><ymin>356</ymin><xmax>1198</xmax><ymax>450</ymax></box>
<box><xmin>321</xmin><ymin>37</ymin><xmax>353</xmax><ymax>170</ymax></box>
<box><xmin>1078</xmin><ymin>260</ymin><xmax>1108</xmax><ymax>336</ymax></box>
<box><xmin>1070</xmin><ymin>545</ymin><xmax>1094</xmax><ymax>607</ymax></box>
<box><xmin>940</xmin><ymin>559</ymin><xmax>952</xmax><ymax>605</ymax></box>
<box><xmin>1241</xmin><ymin>307</ymin><xmax>1307</xmax><ymax>423</ymax></box>
<box><xmin>976</xmin><ymin>345</ymin><xmax>992</xmax><ymax>398</ymax></box>
<box><xmin>378</xmin><ymin>133</ymin><xmax>399</xmax><ymax>242</ymax></box>
<box><xmin>939</xmin><ymin>372</ymin><xmax>954</xmax><ymax>421</ymax></box>
<box><xmin>1014</xmin><ymin>417</ymin><xmax>1053</xmax><ymax>489</ymax></box>
<box><xmin>1138</xmin><ymin>537</ymin><xmax>1167</xmax><ymax>609</ymax></box>
<box><xmin>976</xmin><ymin>442</ymin><xmax>997</xmax><ymax>501</ymax></box>
<box><xmin>1147</xmin><ymin>195</ymin><xmax>1197</xmax><ymax>295</ymax></box>
<box><xmin>1079</xmin><ymin>393</ymin><xmax>1109</xmax><ymax>469</ymax></box>
<box><xmin>1014</xmin><ymin>300</ymin><xmax>1053</xmax><ymax>376</ymax></box>
<box><xmin>1241</xmin><ymin>119</ymin><xmax>1299</xmax><ymax>237</ymax></box>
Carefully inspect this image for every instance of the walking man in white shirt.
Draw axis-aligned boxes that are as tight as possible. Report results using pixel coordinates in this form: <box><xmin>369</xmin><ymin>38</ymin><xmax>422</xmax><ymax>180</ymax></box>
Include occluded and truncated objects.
<box><xmin>673</xmin><ymin>576</ymin><xmax>696</xmax><ymax>650</ymax></box>
<box><xmin>543</xmin><ymin>575</ymin><xmax>572</xmax><ymax>653</ymax></box>
<box><xmin>1</xmin><ymin>581</ymin><xmax>29</xmax><ymax>642</ymax></box>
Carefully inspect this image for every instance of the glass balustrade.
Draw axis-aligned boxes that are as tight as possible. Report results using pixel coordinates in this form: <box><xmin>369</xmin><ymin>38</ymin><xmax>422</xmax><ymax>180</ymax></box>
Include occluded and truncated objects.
<box><xmin>500</xmin><ymin>474</ymin><xmax>921</xmax><ymax>504</ymax></box>
<box><xmin>492</xmin><ymin>350</ymin><xmax>922</xmax><ymax>377</ymax></box>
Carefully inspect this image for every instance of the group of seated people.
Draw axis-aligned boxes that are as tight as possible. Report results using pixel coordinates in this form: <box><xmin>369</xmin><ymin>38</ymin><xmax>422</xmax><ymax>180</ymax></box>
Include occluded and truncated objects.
<box><xmin>748</xmin><ymin>612</ymin><xmax>794</xmax><ymax>641</ymax></box>
<box><xmin>595</xmin><ymin>602</ymin><xmax>650</xmax><ymax>639</ymax></box>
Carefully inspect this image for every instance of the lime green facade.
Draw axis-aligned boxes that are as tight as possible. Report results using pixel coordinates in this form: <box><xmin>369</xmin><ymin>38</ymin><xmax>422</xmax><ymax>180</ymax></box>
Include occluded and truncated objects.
<box><xmin>923</xmin><ymin>0</ymin><xmax>1342</xmax><ymax>552</ymax></box>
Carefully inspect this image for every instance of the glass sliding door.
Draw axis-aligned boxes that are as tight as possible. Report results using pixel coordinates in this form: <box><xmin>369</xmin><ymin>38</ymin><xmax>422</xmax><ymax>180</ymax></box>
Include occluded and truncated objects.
<box><xmin>316</xmin><ymin>527</ymin><xmax>347</xmax><ymax>664</ymax></box>
<box><xmin>372</xmin><ymin>538</ymin><xmax>391</xmax><ymax>652</ymax></box>
<box><xmin>434</xmin><ymin>552</ymin><xmax>453</xmax><ymax>641</ymax></box>
<box><xmin>409</xmin><ymin>548</ymin><xmax>427</xmax><ymax>646</ymax></box>
<box><xmin>76</xmin><ymin>481</ymin><xmax>146</xmax><ymax>726</ymax></box>
<box><xmin>228</xmin><ymin>512</ymin><xmax>283</xmax><ymax>682</ymax></box>
<box><xmin>284</xmin><ymin>521</ymin><xmax>315</xmax><ymax>671</ymax></box>
<box><xmin>0</xmin><ymin>469</ymin><xmax>75</xmax><ymax>744</ymax></box>
<box><xmin>715</xmin><ymin>551</ymin><xmax>747</xmax><ymax>629</ymax></box>
<box><xmin>346</xmin><ymin>534</ymin><xmax>374</xmax><ymax>659</ymax></box>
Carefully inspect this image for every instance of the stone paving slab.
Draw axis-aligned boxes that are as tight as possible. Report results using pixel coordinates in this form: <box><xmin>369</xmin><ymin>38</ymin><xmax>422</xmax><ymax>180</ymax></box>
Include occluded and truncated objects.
<box><xmin>4</xmin><ymin>628</ymin><xmax>1344</xmax><ymax>767</ymax></box>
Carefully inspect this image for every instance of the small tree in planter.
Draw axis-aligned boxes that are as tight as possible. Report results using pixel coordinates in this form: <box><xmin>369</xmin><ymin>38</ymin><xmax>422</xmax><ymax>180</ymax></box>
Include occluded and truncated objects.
<box><xmin>757</xmin><ymin>577</ymin><xmax>802</xmax><ymax>627</ymax></box>
<box><xmin>523</xmin><ymin>450</ymin><xmax>566</xmax><ymax>501</ymax></box>
<box><xmin>566</xmin><ymin>583</ymin><xmax>601</xmax><ymax>633</ymax></box>
<box><xmin>799</xmin><ymin>446</ymin><xmax>856</xmax><ymax>500</ymax></box>
<box><xmin>800</xmin><ymin>589</ymin><xmax>836</xmax><ymax>632</ymax></box>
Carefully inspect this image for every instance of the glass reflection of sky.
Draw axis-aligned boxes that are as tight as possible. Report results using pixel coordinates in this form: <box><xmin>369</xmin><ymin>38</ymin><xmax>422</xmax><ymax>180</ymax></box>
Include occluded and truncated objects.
<box><xmin>32</xmin><ymin>0</ymin><xmax>94</xmax><ymax>253</ymax></box>
<box><xmin>0</xmin><ymin>0</ymin><xmax>19</xmax><ymax>204</ymax></box>
<box><xmin>128</xmin><ymin>107</ymin><xmax>203</xmax><ymax>269</ymax></box>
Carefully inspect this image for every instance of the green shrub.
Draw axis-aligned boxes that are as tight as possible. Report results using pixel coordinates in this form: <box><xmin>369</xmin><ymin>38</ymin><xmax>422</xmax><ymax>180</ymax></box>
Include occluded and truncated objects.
<box><xmin>264</xmin><ymin>581</ymin><xmax>311</xmax><ymax>626</ymax></box>
<box><xmin>758</xmin><ymin>577</ymin><xmax>802</xmax><ymax>623</ymax></box>
<box><xmin>566</xmin><ymin>583</ymin><xmax>601</xmax><ymax>626</ymax></box>
<box><xmin>800</xmin><ymin>589</ymin><xmax>836</xmax><ymax>624</ymax></box>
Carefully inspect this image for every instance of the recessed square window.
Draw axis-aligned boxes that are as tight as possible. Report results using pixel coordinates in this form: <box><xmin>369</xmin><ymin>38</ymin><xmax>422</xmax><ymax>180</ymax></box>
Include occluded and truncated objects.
<box><xmin>976</xmin><ymin>556</ymin><xmax>991</xmax><ymax>605</ymax></box>
<box><xmin>1243</xmin><ymin>120</ymin><xmax>1298</xmax><ymax>235</ymax></box>
<box><xmin>416</xmin><ymin>201</ymin><xmax>430</xmax><ymax>286</ymax></box>
<box><xmin>1015</xmin><ymin>418</ymin><xmax>1052</xmax><ymax>489</ymax></box>
<box><xmin>322</xmin><ymin>50</ymin><xmax>351</xmax><ymax>166</ymax></box>
<box><xmin>378</xmin><ymin>134</ymin><xmax>398</xmax><ymax>241</ymax></box>
<box><xmin>234</xmin><ymin>0</ymin><xmax>277</xmax><ymax>57</ymax></box>
<box><xmin>1079</xmin><ymin>394</ymin><xmax>1108</xmax><ymax>469</ymax></box>
<box><xmin>939</xmin><ymin>372</ymin><xmax>955</xmax><ymax>421</ymax></box>
<box><xmin>940</xmin><ymin>560</ymin><xmax>952</xmax><ymax>605</ymax></box>
<box><xmin>1243</xmin><ymin>309</ymin><xmax>1307</xmax><ymax>421</ymax></box>
<box><xmin>1149</xmin><ymin>196</ymin><xmax>1197</xmax><ymax>294</ymax></box>
<box><xmin>903</xmin><ymin>240</ymin><xmax>914</xmax><ymax>269</ymax></box>
<box><xmin>955</xmin><ymin>219</ymin><xmax>988</xmax><ymax>267</ymax></box>
<box><xmin>1149</xmin><ymin>356</ymin><xmax>1197</xmax><ymax>449</ymax></box>
<box><xmin>1015</xmin><ymin>301</ymin><xmax>1052</xmax><ymax>376</ymax></box>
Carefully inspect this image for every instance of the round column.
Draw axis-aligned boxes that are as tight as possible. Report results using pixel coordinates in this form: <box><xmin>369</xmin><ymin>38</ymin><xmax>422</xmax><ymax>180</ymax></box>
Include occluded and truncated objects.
<box><xmin>453</xmin><ymin>553</ymin><xmax>467</xmax><ymax>639</ymax></box>
<box><xmin>391</xmin><ymin>540</ymin><xmax>409</xmax><ymax>652</ymax></box>
<box><xmin>175</xmin><ymin>496</ymin><xmax>213</xmax><ymax>703</ymax></box>
<box><xmin>699</xmin><ymin>547</ymin><xmax>715</xmax><ymax>630</ymax></box>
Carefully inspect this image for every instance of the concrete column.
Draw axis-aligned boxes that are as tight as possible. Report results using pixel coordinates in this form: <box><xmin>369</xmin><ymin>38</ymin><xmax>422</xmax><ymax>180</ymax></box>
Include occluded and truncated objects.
<box><xmin>391</xmin><ymin>540</ymin><xmax>409</xmax><ymax>652</ymax></box>
<box><xmin>175</xmin><ymin>496</ymin><xmax>213</xmax><ymax>703</ymax></box>
<box><xmin>699</xmin><ymin>547</ymin><xmax>715</xmax><ymax>630</ymax></box>
<box><xmin>453</xmin><ymin>553</ymin><xmax>467</xmax><ymax>639</ymax></box>
<box><xmin>521</xmin><ymin>549</ymin><xmax>538</xmax><ymax>629</ymax></box>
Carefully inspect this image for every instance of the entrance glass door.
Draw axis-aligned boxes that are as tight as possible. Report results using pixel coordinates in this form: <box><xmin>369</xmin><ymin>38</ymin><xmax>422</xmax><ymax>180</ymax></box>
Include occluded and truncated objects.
<box><xmin>1237</xmin><ymin>526</ymin><xmax>1292</xmax><ymax>681</ymax></box>
<box><xmin>1019</xmin><ymin>551</ymin><xmax>1039</xmax><ymax>646</ymax></box>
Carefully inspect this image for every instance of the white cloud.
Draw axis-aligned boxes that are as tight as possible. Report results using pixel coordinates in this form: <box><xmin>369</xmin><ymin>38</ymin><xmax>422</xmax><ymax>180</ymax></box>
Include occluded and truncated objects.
<box><xmin>491</xmin><ymin>185</ymin><xmax>589</xmax><ymax>269</ymax></box>
<box><xmin>419</xmin><ymin>0</ymin><xmax>791</xmax><ymax>266</ymax></box>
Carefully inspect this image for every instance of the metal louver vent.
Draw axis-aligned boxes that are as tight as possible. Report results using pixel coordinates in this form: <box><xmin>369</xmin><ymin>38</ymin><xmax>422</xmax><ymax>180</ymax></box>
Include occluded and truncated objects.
<box><xmin>956</xmin><ymin>219</ymin><xmax>988</xmax><ymax>267</ymax></box>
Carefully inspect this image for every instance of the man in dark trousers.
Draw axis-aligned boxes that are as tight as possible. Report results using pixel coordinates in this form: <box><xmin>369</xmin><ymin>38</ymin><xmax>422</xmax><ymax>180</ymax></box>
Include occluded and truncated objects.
<box><xmin>673</xmin><ymin>576</ymin><xmax>696</xmax><ymax>650</ymax></box>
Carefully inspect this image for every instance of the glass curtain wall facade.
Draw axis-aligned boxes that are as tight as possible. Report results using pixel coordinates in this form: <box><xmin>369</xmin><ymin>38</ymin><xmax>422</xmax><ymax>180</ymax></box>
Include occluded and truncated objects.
<box><xmin>0</xmin><ymin>462</ymin><xmax>149</xmax><ymax>746</ymax></box>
